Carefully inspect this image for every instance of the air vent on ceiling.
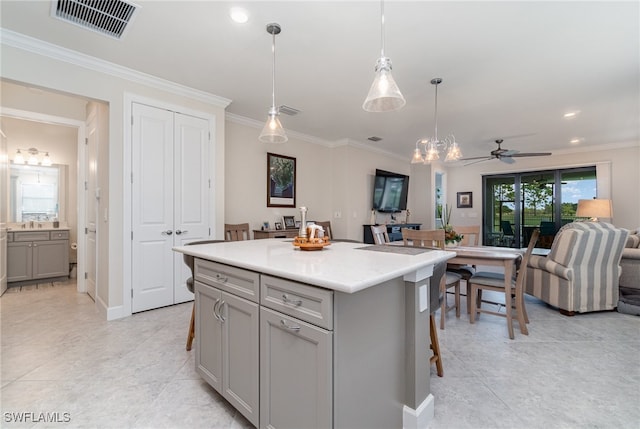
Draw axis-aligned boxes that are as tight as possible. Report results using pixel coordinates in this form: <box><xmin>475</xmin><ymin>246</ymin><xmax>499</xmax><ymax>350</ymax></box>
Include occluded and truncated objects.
<box><xmin>278</xmin><ymin>105</ymin><xmax>301</xmax><ymax>116</ymax></box>
<box><xmin>368</xmin><ymin>136</ymin><xmax>383</xmax><ymax>142</ymax></box>
<box><xmin>51</xmin><ymin>0</ymin><xmax>139</xmax><ymax>40</ymax></box>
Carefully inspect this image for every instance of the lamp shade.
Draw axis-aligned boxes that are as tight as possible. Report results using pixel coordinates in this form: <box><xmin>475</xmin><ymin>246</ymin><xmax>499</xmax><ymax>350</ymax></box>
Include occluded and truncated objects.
<box><xmin>363</xmin><ymin>58</ymin><xmax>406</xmax><ymax>112</ymax></box>
<box><xmin>259</xmin><ymin>113</ymin><xmax>287</xmax><ymax>143</ymax></box>
<box><xmin>576</xmin><ymin>199</ymin><xmax>612</xmax><ymax>220</ymax></box>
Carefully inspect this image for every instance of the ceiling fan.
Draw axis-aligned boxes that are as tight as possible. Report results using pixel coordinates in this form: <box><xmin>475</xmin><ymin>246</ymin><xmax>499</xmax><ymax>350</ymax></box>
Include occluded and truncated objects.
<box><xmin>460</xmin><ymin>139</ymin><xmax>552</xmax><ymax>166</ymax></box>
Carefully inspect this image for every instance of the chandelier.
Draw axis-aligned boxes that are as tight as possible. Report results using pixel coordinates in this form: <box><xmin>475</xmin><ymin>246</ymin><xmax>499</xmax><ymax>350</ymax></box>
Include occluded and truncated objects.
<box><xmin>411</xmin><ymin>78</ymin><xmax>463</xmax><ymax>164</ymax></box>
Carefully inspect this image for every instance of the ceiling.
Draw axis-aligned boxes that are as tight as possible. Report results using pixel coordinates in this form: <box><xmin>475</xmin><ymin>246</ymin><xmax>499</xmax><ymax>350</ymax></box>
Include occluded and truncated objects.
<box><xmin>1</xmin><ymin>1</ymin><xmax>639</xmax><ymax>162</ymax></box>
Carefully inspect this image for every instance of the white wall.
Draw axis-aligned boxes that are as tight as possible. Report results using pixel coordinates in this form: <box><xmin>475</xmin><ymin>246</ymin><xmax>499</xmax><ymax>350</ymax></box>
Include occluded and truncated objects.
<box><xmin>225</xmin><ymin>122</ymin><xmax>413</xmax><ymax>242</ymax></box>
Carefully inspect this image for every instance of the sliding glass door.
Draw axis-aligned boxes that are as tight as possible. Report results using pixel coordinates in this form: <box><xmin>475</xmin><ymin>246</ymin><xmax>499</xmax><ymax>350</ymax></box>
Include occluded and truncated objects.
<box><xmin>483</xmin><ymin>167</ymin><xmax>596</xmax><ymax>248</ymax></box>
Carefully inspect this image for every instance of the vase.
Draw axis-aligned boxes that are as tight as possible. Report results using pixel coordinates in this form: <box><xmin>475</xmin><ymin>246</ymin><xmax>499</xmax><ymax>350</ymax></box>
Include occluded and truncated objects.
<box><xmin>445</xmin><ymin>241</ymin><xmax>459</xmax><ymax>248</ymax></box>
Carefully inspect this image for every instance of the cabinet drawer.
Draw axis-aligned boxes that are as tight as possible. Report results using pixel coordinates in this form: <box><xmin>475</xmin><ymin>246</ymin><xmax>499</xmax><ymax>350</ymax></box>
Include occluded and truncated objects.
<box><xmin>50</xmin><ymin>230</ymin><xmax>70</xmax><ymax>240</ymax></box>
<box><xmin>7</xmin><ymin>232</ymin><xmax>13</xmax><ymax>242</ymax></box>
<box><xmin>195</xmin><ymin>259</ymin><xmax>260</xmax><ymax>303</ymax></box>
<box><xmin>13</xmin><ymin>231</ymin><xmax>50</xmax><ymax>242</ymax></box>
<box><xmin>260</xmin><ymin>275</ymin><xmax>333</xmax><ymax>330</ymax></box>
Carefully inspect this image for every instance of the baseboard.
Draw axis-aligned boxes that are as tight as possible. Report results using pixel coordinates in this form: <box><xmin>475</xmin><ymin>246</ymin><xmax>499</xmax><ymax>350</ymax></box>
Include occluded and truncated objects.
<box><xmin>403</xmin><ymin>394</ymin><xmax>434</xmax><ymax>429</ymax></box>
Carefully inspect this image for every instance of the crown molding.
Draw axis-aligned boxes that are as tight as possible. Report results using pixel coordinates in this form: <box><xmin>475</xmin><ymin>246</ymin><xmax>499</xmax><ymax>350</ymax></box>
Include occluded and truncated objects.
<box><xmin>0</xmin><ymin>28</ymin><xmax>231</xmax><ymax>108</ymax></box>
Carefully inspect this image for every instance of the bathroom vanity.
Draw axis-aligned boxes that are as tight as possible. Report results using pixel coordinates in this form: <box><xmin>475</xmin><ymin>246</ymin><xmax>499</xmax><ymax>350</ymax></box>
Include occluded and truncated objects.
<box><xmin>174</xmin><ymin>239</ymin><xmax>453</xmax><ymax>429</ymax></box>
<box><xmin>7</xmin><ymin>228</ymin><xmax>70</xmax><ymax>283</ymax></box>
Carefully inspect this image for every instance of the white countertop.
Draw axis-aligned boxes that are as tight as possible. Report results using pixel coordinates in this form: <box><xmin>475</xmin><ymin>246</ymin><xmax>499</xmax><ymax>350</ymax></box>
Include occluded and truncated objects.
<box><xmin>8</xmin><ymin>227</ymin><xmax>70</xmax><ymax>232</ymax></box>
<box><xmin>173</xmin><ymin>239</ymin><xmax>454</xmax><ymax>293</ymax></box>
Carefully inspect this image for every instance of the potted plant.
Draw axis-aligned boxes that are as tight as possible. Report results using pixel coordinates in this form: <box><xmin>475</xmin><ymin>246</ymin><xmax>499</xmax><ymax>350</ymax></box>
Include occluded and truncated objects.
<box><xmin>441</xmin><ymin>204</ymin><xmax>463</xmax><ymax>246</ymax></box>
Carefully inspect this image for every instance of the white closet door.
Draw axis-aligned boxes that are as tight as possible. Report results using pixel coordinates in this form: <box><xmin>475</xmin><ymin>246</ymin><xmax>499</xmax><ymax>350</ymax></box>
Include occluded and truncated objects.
<box><xmin>85</xmin><ymin>103</ymin><xmax>99</xmax><ymax>301</ymax></box>
<box><xmin>132</xmin><ymin>103</ymin><xmax>175</xmax><ymax>312</ymax></box>
<box><xmin>173</xmin><ymin>112</ymin><xmax>210</xmax><ymax>303</ymax></box>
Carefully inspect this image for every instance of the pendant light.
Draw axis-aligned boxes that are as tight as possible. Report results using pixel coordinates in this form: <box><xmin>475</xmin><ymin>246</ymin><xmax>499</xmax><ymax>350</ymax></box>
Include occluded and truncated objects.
<box><xmin>411</xmin><ymin>78</ymin><xmax>463</xmax><ymax>164</ymax></box>
<box><xmin>363</xmin><ymin>0</ymin><xmax>405</xmax><ymax>112</ymax></box>
<box><xmin>259</xmin><ymin>23</ymin><xmax>288</xmax><ymax>143</ymax></box>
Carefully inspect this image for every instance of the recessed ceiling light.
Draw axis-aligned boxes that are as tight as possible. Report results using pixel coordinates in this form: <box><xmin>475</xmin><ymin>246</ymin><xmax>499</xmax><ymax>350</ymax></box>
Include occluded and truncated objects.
<box><xmin>563</xmin><ymin>111</ymin><xmax>580</xmax><ymax>119</ymax></box>
<box><xmin>570</xmin><ymin>138</ymin><xmax>584</xmax><ymax>144</ymax></box>
<box><xmin>230</xmin><ymin>7</ymin><xmax>249</xmax><ymax>24</ymax></box>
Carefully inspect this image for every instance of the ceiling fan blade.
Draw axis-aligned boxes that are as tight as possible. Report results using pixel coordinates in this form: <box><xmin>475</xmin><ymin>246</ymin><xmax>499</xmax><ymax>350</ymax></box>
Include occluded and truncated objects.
<box><xmin>463</xmin><ymin>157</ymin><xmax>493</xmax><ymax>166</ymax></box>
<box><xmin>510</xmin><ymin>152</ymin><xmax>552</xmax><ymax>157</ymax></box>
<box><xmin>500</xmin><ymin>156</ymin><xmax>516</xmax><ymax>164</ymax></box>
<box><xmin>459</xmin><ymin>155</ymin><xmax>495</xmax><ymax>161</ymax></box>
<box><xmin>502</xmin><ymin>150</ymin><xmax>519</xmax><ymax>156</ymax></box>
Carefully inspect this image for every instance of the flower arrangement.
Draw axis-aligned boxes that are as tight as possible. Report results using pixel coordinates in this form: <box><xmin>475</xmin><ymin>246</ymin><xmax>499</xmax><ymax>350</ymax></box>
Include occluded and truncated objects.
<box><xmin>441</xmin><ymin>204</ymin><xmax>463</xmax><ymax>245</ymax></box>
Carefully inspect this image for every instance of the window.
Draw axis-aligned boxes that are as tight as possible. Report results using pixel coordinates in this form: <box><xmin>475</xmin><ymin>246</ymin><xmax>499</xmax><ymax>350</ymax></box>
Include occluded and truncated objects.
<box><xmin>483</xmin><ymin>166</ymin><xmax>597</xmax><ymax>248</ymax></box>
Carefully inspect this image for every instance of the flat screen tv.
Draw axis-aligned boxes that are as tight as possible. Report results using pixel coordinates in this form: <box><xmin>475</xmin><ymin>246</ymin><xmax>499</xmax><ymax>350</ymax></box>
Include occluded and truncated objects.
<box><xmin>372</xmin><ymin>169</ymin><xmax>409</xmax><ymax>213</ymax></box>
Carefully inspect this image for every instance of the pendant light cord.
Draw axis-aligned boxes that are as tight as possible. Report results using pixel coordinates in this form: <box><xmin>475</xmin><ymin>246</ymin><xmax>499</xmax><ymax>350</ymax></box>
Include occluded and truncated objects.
<box><xmin>380</xmin><ymin>0</ymin><xmax>385</xmax><ymax>58</ymax></box>
<box><xmin>271</xmin><ymin>30</ymin><xmax>277</xmax><ymax>110</ymax></box>
<box><xmin>434</xmin><ymin>82</ymin><xmax>438</xmax><ymax>141</ymax></box>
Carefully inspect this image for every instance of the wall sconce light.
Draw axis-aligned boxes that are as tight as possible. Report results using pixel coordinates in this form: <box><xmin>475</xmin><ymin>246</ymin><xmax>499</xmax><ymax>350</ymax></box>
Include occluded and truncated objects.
<box><xmin>13</xmin><ymin>148</ymin><xmax>53</xmax><ymax>166</ymax></box>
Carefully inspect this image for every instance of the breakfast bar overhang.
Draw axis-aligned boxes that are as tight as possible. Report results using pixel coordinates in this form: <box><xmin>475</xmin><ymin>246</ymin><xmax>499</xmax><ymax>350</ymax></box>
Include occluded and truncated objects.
<box><xmin>174</xmin><ymin>239</ymin><xmax>454</xmax><ymax>429</ymax></box>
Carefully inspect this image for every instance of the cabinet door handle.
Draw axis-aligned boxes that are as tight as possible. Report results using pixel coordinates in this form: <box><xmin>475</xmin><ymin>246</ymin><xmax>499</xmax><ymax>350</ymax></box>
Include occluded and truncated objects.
<box><xmin>215</xmin><ymin>273</ymin><xmax>228</xmax><ymax>283</ymax></box>
<box><xmin>282</xmin><ymin>294</ymin><xmax>302</xmax><ymax>306</ymax></box>
<box><xmin>213</xmin><ymin>298</ymin><xmax>221</xmax><ymax>321</ymax></box>
<box><xmin>280</xmin><ymin>319</ymin><xmax>301</xmax><ymax>331</ymax></box>
<box><xmin>218</xmin><ymin>300</ymin><xmax>226</xmax><ymax>323</ymax></box>
<box><xmin>162</xmin><ymin>230</ymin><xmax>173</xmax><ymax>235</ymax></box>
<box><xmin>175</xmin><ymin>230</ymin><xmax>188</xmax><ymax>235</ymax></box>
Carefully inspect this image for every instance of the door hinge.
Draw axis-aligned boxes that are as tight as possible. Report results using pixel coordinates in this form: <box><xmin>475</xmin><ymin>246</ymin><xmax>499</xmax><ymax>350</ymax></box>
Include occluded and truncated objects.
<box><xmin>131</xmin><ymin>231</ymin><xmax>133</xmax><ymax>240</ymax></box>
<box><xmin>131</xmin><ymin>116</ymin><xmax>134</xmax><ymax>126</ymax></box>
<box><xmin>208</xmin><ymin>179</ymin><xmax>211</xmax><ymax>188</ymax></box>
<box><xmin>85</xmin><ymin>137</ymin><xmax>89</xmax><ymax>145</ymax></box>
<box><xmin>85</xmin><ymin>227</ymin><xmax>88</xmax><ymax>234</ymax></box>
<box><xmin>131</xmin><ymin>172</ymin><xmax>134</xmax><ymax>184</ymax></box>
<box><xmin>131</xmin><ymin>289</ymin><xmax>134</xmax><ymax>298</ymax></box>
<box><xmin>84</xmin><ymin>272</ymin><xmax>88</xmax><ymax>279</ymax></box>
<box><xmin>209</xmin><ymin>227</ymin><xmax>211</xmax><ymax>236</ymax></box>
<box><xmin>84</xmin><ymin>181</ymin><xmax>88</xmax><ymax>191</ymax></box>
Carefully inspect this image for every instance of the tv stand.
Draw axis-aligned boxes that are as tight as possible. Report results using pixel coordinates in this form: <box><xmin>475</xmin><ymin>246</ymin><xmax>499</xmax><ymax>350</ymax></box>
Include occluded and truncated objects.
<box><xmin>363</xmin><ymin>223</ymin><xmax>422</xmax><ymax>244</ymax></box>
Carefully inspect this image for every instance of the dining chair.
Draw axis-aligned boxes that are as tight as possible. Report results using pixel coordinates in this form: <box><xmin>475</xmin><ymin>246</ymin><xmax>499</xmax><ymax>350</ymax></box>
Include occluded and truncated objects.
<box><xmin>468</xmin><ymin>229</ymin><xmax>539</xmax><ymax>339</ymax></box>
<box><xmin>401</xmin><ymin>228</ymin><xmax>462</xmax><ymax>329</ymax></box>
<box><xmin>448</xmin><ymin>225</ymin><xmax>481</xmax><ymax>313</ymax></box>
<box><xmin>183</xmin><ymin>240</ymin><xmax>226</xmax><ymax>351</ymax></box>
<box><xmin>225</xmin><ymin>223</ymin><xmax>251</xmax><ymax>241</ymax></box>
<box><xmin>370</xmin><ymin>224</ymin><xmax>390</xmax><ymax>244</ymax></box>
<box><xmin>429</xmin><ymin>261</ymin><xmax>447</xmax><ymax>377</ymax></box>
<box><xmin>314</xmin><ymin>221</ymin><xmax>333</xmax><ymax>240</ymax></box>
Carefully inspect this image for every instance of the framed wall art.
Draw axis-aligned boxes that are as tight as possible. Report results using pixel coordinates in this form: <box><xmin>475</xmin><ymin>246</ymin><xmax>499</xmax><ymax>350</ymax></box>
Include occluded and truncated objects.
<box><xmin>457</xmin><ymin>191</ymin><xmax>473</xmax><ymax>208</ymax></box>
<box><xmin>267</xmin><ymin>153</ymin><xmax>296</xmax><ymax>208</ymax></box>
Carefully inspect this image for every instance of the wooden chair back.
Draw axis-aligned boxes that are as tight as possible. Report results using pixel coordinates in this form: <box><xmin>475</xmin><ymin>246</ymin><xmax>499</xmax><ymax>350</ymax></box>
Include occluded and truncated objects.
<box><xmin>402</xmin><ymin>228</ymin><xmax>445</xmax><ymax>249</ymax></box>
<box><xmin>225</xmin><ymin>223</ymin><xmax>250</xmax><ymax>241</ymax></box>
<box><xmin>314</xmin><ymin>221</ymin><xmax>333</xmax><ymax>240</ymax></box>
<box><xmin>370</xmin><ymin>224</ymin><xmax>390</xmax><ymax>244</ymax></box>
<box><xmin>454</xmin><ymin>225</ymin><xmax>481</xmax><ymax>246</ymax></box>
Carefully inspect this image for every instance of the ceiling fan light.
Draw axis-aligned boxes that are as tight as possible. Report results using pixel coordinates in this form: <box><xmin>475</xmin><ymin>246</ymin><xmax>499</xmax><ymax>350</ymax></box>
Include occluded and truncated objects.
<box><xmin>363</xmin><ymin>58</ymin><xmax>406</xmax><ymax>112</ymax></box>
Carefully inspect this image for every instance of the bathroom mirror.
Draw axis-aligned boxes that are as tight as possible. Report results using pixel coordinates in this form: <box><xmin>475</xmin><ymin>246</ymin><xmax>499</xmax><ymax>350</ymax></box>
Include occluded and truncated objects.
<box><xmin>9</xmin><ymin>163</ymin><xmax>67</xmax><ymax>223</ymax></box>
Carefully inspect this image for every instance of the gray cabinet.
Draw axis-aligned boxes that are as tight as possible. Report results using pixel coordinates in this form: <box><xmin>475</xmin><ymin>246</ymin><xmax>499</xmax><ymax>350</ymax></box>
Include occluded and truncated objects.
<box><xmin>259</xmin><ymin>275</ymin><xmax>333</xmax><ymax>429</ymax></box>
<box><xmin>260</xmin><ymin>307</ymin><xmax>332</xmax><ymax>429</ymax></box>
<box><xmin>7</xmin><ymin>231</ymin><xmax>69</xmax><ymax>283</ymax></box>
<box><xmin>195</xmin><ymin>261</ymin><xmax>259</xmax><ymax>427</ymax></box>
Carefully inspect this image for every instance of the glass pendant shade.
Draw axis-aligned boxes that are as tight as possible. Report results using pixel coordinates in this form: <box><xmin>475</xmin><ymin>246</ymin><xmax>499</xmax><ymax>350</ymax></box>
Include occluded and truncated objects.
<box><xmin>424</xmin><ymin>142</ymin><xmax>440</xmax><ymax>162</ymax></box>
<box><xmin>13</xmin><ymin>149</ymin><xmax>25</xmax><ymax>164</ymax></box>
<box><xmin>42</xmin><ymin>152</ymin><xmax>52</xmax><ymax>166</ymax></box>
<box><xmin>259</xmin><ymin>111</ymin><xmax>287</xmax><ymax>143</ymax></box>
<box><xmin>363</xmin><ymin>58</ymin><xmax>406</xmax><ymax>112</ymax></box>
<box><xmin>444</xmin><ymin>141</ymin><xmax>463</xmax><ymax>162</ymax></box>
<box><xmin>28</xmin><ymin>153</ymin><xmax>39</xmax><ymax>165</ymax></box>
<box><xmin>411</xmin><ymin>147</ymin><xmax>424</xmax><ymax>164</ymax></box>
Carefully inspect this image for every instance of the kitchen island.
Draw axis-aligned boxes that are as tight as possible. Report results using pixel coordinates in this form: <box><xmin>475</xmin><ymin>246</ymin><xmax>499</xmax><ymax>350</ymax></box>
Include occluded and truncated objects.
<box><xmin>173</xmin><ymin>239</ymin><xmax>453</xmax><ymax>429</ymax></box>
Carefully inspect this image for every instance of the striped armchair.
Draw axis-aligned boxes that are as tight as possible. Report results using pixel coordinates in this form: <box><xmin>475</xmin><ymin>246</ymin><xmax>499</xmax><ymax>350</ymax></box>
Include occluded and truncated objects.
<box><xmin>525</xmin><ymin>222</ymin><xmax>629</xmax><ymax>314</ymax></box>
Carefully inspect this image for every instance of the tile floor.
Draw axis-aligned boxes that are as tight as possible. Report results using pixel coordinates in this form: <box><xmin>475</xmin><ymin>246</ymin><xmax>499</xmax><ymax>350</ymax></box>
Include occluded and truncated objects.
<box><xmin>1</xmin><ymin>279</ymin><xmax>639</xmax><ymax>428</ymax></box>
